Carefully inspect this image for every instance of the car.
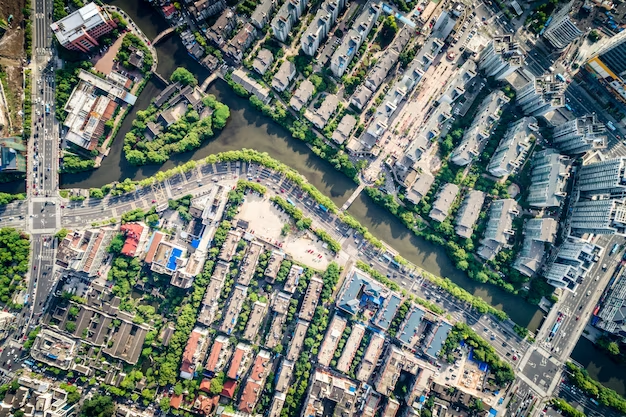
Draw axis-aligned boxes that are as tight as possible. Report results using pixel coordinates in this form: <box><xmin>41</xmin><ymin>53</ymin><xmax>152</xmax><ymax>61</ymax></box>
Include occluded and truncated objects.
<box><xmin>151</xmin><ymin>200</ymin><xmax>156</xmax><ymax>203</ymax></box>
<box><xmin>33</xmin><ymin>266</ymin><xmax>36</xmax><ymax>270</ymax></box>
<box><xmin>576</xmin><ymin>316</ymin><xmax>579</xmax><ymax>321</ymax></box>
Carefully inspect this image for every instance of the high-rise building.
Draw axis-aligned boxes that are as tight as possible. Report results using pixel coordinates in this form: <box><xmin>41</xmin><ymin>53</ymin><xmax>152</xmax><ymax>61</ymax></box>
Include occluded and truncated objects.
<box><xmin>271</xmin><ymin>0</ymin><xmax>308</xmax><ymax>43</ymax></box>
<box><xmin>527</xmin><ymin>149</ymin><xmax>570</xmax><ymax>208</ymax></box>
<box><xmin>477</xmin><ymin>35</ymin><xmax>524</xmax><ymax>80</ymax></box>
<box><xmin>515</xmin><ymin>74</ymin><xmax>566</xmax><ymax>117</ymax></box>
<box><xmin>543</xmin><ymin>3</ymin><xmax>583</xmax><ymax>50</ymax></box>
<box><xmin>570</xmin><ymin>198</ymin><xmax>626</xmax><ymax>235</ymax></box>
<box><xmin>552</xmin><ymin>114</ymin><xmax>607</xmax><ymax>155</ymax></box>
<box><xmin>514</xmin><ymin>218</ymin><xmax>558</xmax><ymax>277</ymax></box>
<box><xmin>587</xmin><ymin>30</ymin><xmax>626</xmax><ymax>104</ymax></box>
<box><xmin>301</xmin><ymin>0</ymin><xmax>346</xmax><ymax>56</ymax></box>
<box><xmin>50</xmin><ymin>2</ymin><xmax>117</xmax><ymax>52</ymax></box>
<box><xmin>545</xmin><ymin>238</ymin><xmax>599</xmax><ymax>292</ymax></box>
<box><xmin>487</xmin><ymin>117</ymin><xmax>538</xmax><ymax>178</ymax></box>
<box><xmin>578</xmin><ymin>158</ymin><xmax>626</xmax><ymax>196</ymax></box>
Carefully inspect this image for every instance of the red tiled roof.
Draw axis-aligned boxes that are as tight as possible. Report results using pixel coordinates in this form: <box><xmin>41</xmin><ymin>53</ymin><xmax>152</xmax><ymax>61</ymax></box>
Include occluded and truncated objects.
<box><xmin>238</xmin><ymin>380</ymin><xmax>262</xmax><ymax>414</ymax></box>
<box><xmin>181</xmin><ymin>330</ymin><xmax>201</xmax><ymax>375</ymax></box>
<box><xmin>145</xmin><ymin>232</ymin><xmax>164</xmax><ymax>264</ymax></box>
<box><xmin>249</xmin><ymin>351</ymin><xmax>270</xmax><ymax>382</ymax></box>
<box><xmin>205</xmin><ymin>340</ymin><xmax>224</xmax><ymax>373</ymax></box>
<box><xmin>162</xmin><ymin>4</ymin><xmax>176</xmax><ymax>17</ymax></box>
<box><xmin>120</xmin><ymin>223</ymin><xmax>143</xmax><ymax>257</ymax></box>
<box><xmin>170</xmin><ymin>394</ymin><xmax>183</xmax><ymax>409</ymax></box>
<box><xmin>199</xmin><ymin>378</ymin><xmax>212</xmax><ymax>393</ymax></box>
<box><xmin>195</xmin><ymin>395</ymin><xmax>218</xmax><ymax>415</ymax></box>
<box><xmin>227</xmin><ymin>348</ymin><xmax>245</xmax><ymax>380</ymax></box>
<box><xmin>221</xmin><ymin>380</ymin><xmax>237</xmax><ymax>398</ymax></box>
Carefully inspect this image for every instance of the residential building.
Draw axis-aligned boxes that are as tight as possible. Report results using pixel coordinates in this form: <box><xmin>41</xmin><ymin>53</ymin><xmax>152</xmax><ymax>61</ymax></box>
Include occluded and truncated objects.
<box><xmin>225</xmin><ymin>23</ymin><xmax>257</xmax><ymax>63</ymax></box>
<box><xmin>595</xmin><ymin>270</ymin><xmax>626</xmax><ymax>341</ymax></box>
<box><xmin>205</xmin><ymin>335</ymin><xmax>231</xmax><ymax>374</ymax></box>
<box><xmin>237</xmin><ymin>241</ymin><xmax>264</xmax><ymax>286</ymax></box>
<box><xmin>514</xmin><ymin>218</ymin><xmax>558</xmax><ymax>277</ymax></box>
<box><xmin>251</xmin><ymin>0</ymin><xmax>276</xmax><ymax>29</ymax></box>
<box><xmin>218</xmin><ymin>230</ymin><xmax>242</xmax><ymax>262</ymax></box>
<box><xmin>272</xmin><ymin>61</ymin><xmax>297</xmax><ymax>92</ymax></box>
<box><xmin>372</xmin><ymin>293</ymin><xmax>401</xmax><ymax>331</ymax></box>
<box><xmin>423</xmin><ymin>321</ymin><xmax>453</xmax><ymax>359</ymax></box>
<box><xmin>198</xmin><ymin>261</ymin><xmax>229</xmax><ymax>326</ymax></box>
<box><xmin>356</xmin><ymin>332</ymin><xmax>385</xmax><ymax>382</ymax></box>
<box><xmin>51</xmin><ymin>3</ymin><xmax>117</xmax><ymax>52</ymax></box>
<box><xmin>0</xmin><ymin>137</ymin><xmax>26</xmax><ymax>173</ymax></box>
<box><xmin>299</xmin><ymin>275</ymin><xmax>323</xmax><ymax>321</ymax></box>
<box><xmin>305</xmin><ymin>94</ymin><xmax>340</xmax><ymax>129</ymax></box>
<box><xmin>264</xmin><ymin>250</ymin><xmax>285</xmax><ymax>282</ymax></box>
<box><xmin>450</xmin><ymin>91</ymin><xmax>510</xmax><ymax>166</ymax></box>
<box><xmin>552</xmin><ymin>114</ymin><xmax>607</xmax><ymax>155</ymax></box>
<box><xmin>374</xmin><ymin>345</ymin><xmax>435</xmax><ymax>401</ymax></box>
<box><xmin>383</xmin><ymin>398</ymin><xmax>401</xmax><ymax>417</ymax></box>
<box><xmin>190</xmin><ymin>0</ymin><xmax>226</xmax><ymax>20</ymax></box>
<box><xmin>286</xmin><ymin>320</ymin><xmax>309</xmax><ymax>361</ymax></box>
<box><xmin>180</xmin><ymin>327</ymin><xmax>209</xmax><ymax>380</ymax></box>
<box><xmin>119</xmin><ymin>223</ymin><xmax>147</xmax><ymax>257</ymax></box>
<box><xmin>207</xmin><ymin>9</ymin><xmax>237</xmax><ymax>48</ymax></box>
<box><xmin>331</xmin><ymin>114</ymin><xmax>357</xmax><ymax>145</ymax></box>
<box><xmin>477</xmin><ymin>35</ymin><xmax>524</xmax><ymax>80</ymax></box>
<box><xmin>220</xmin><ymin>284</ymin><xmax>248</xmax><ymax>335</ymax></box>
<box><xmin>268</xmin><ymin>393</ymin><xmax>286</xmax><ymax>417</ymax></box>
<box><xmin>543</xmin><ymin>3</ymin><xmax>583</xmax><ymax>50</ymax></box>
<box><xmin>527</xmin><ymin>148</ymin><xmax>570</xmax><ymax>208</ymax></box>
<box><xmin>238</xmin><ymin>350</ymin><xmax>271</xmax><ymax>414</ymax></box>
<box><xmin>290</xmin><ymin>79</ymin><xmax>315</xmax><ymax>111</ymax></box>
<box><xmin>405</xmin><ymin>173</ymin><xmax>435</xmax><ymax>205</ymax></box>
<box><xmin>302</xmin><ymin>370</ymin><xmax>358</xmax><ymax>417</ymax></box>
<box><xmin>487</xmin><ymin>117</ymin><xmax>538</xmax><ymax>178</ymax></box>
<box><xmin>317</xmin><ymin>314</ymin><xmax>347</xmax><ymax>366</ymax></box>
<box><xmin>545</xmin><ymin>238</ymin><xmax>599</xmax><ymax>291</ymax></box>
<box><xmin>283</xmin><ymin>264</ymin><xmax>304</xmax><ymax>294</ymax></box>
<box><xmin>300</xmin><ymin>0</ymin><xmax>346</xmax><ymax>56</ymax></box>
<box><xmin>439</xmin><ymin>60</ymin><xmax>478</xmax><ymax>104</ymax></box>
<box><xmin>578</xmin><ymin>158</ymin><xmax>626</xmax><ymax>196</ymax></box>
<box><xmin>336</xmin><ymin>267</ymin><xmax>388</xmax><ymax>316</ymax></box>
<box><xmin>336</xmin><ymin>324</ymin><xmax>366</xmax><ymax>373</ymax></box>
<box><xmin>429</xmin><ymin>183</ymin><xmax>459</xmax><ymax>222</ymax></box>
<box><xmin>515</xmin><ymin>74</ymin><xmax>566</xmax><ymax>117</ymax></box>
<box><xmin>231</xmin><ymin>69</ymin><xmax>271</xmax><ymax>104</ymax></box>
<box><xmin>455</xmin><ymin>190</ymin><xmax>485</xmax><ymax>239</ymax></box>
<box><xmin>478</xmin><ymin>199</ymin><xmax>519</xmax><ymax>260</ymax></box>
<box><xmin>253</xmin><ymin>49</ymin><xmax>274</xmax><ymax>75</ymax></box>
<box><xmin>275</xmin><ymin>359</ymin><xmax>294</xmax><ymax>392</ymax></box>
<box><xmin>586</xmin><ymin>30</ymin><xmax>626</xmax><ymax>104</ymax></box>
<box><xmin>271</xmin><ymin>0</ymin><xmax>308</xmax><ymax>42</ymax></box>
<box><xmin>227</xmin><ymin>343</ymin><xmax>253</xmax><ymax>380</ymax></box>
<box><xmin>330</xmin><ymin>3</ymin><xmax>380</xmax><ymax>77</ymax></box>
<box><xmin>30</xmin><ymin>330</ymin><xmax>77</xmax><ymax>370</ymax></box>
<box><xmin>404</xmin><ymin>101</ymin><xmax>452</xmax><ymax>163</ymax></box>
<box><xmin>243</xmin><ymin>301</ymin><xmax>268</xmax><ymax>341</ymax></box>
<box><xmin>570</xmin><ymin>198</ymin><xmax>626</xmax><ymax>235</ymax></box>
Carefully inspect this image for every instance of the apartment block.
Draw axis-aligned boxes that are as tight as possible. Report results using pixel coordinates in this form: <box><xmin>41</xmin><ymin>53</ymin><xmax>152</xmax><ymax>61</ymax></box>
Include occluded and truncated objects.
<box><xmin>330</xmin><ymin>3</ymin><xmax>380</xmax><ymax>77</ymax></box>
<box><xmin>286</xmin><ymin>319</ymin><xmax>309</xmax><ymax>361</ymax></box>
<box><xmin>552</xmin><ymin>114</ymin><xmax>607</xmax><ymax>155</ymax></box>
<box><xmin>515</xmin><ymin>74</ymin><xmax>566</xmax><ymax>117</ymax></box>
<box><xmin>207</xmin><ymin>8</ymin><xmax>237</xmax><ymax>47</ymax></box>
<box><xmin>264</xmin><ymin>250</ymin><xmax>285</xmax><ymax>282</ymax></box>
<box><xmin>356</xmin><ymin>332</ymin><xmax>385</xmax><ymax>382</ymax></box>
<box><xmin>477</xmin><ymin>34</ymin><xmax>524</xmax><ymax>80</ymax></box>
<box><xmin>372</xmin><ymin>293</ymin><xmax>402</xmax><ymax>331</ymax></box>
<box><xmin>318</xmin><ymin>314</ymin><xmax>347</xmax><ymax>366</ymax></box>
<box><xmin>336</xmin><ymin>324</ymin><xmax>366</xmax><ymax>373</ymax></box>
<box><xmin>198</xmin><ymin>260</ymin><xmax>229</xmax><ymax>326</ymax></box>
<box><xmin>545</xmin><ymin>238</ymin><xmax>599</xmax><ymax>291</ymax></box>
<box><xmin>514</xmin><ymin>218</ymin><xmax>558</xmax><ymax>277</ymax></box>
<box><xmin>586</xmin><ymin>30</ymin><xmax>626</xmax><ymax>104</ymax></box>
<box><xmin>439</xmin><ymin>60</ymin><xmax>478</xmax><ymax>104</ymax></box>
<box><xmin>337</xmin><ymin>266</ymin><xmax>388</xmax><ymax>316</ymax></box>
<box><xmin>487</xmin><ymin>117</ymin><xmax>538</xmax><ymax>178</ymax></box>
<box><xmin>302</xmin><ymin>370</ymin><xmax>358</xmax><ymax>417</ymax></box>
<box><xmin>543</xmin><ymin>3</ymin><xmax>582</xmax><ymax>50</ymax></box>
<box><xmin>283</xmin><ymin>264</ymin><xmax>304</xmax><ymax>294</ymax></box>
<box><xmin>578</xmin><ymin>158</ymin><xmax>626</xmax><ymax>196</ymax></box>
<box><xmin>237</xmin><ymin>241</ymin><xmax>264</xmax><ymax>286</ymax></box>
<box><xmin>478</xmin><ymin>199</ymin><xmax>519</xmax><ymax>260</ymax></box>
<box><xmin>243</xmin><ymin>301</ymin><xmax>268</xmax><ymax>342</ymax></box>
<box><xmin>429</xmin><ymin>183</ymin><xmax>459</xmax><ymax>223</ymax></box>
<box><xmin>251</xmin><ymin>0</ymin><xmax>276</xmax><ymax>29</ymax></box>
<box><xmin>218</xmin><ymin>230</ymin><xmax>242</xmax><ymax>262</ymax></box>
<box><xmin>271</xmin><ymin>0</ymin><xmax>308</xmax><ymax>42</ymax></box>
<box><xmin>301</xmin><ymin>0</ymin><xmax>346</xmax><ymax>56</ymax></box>
<box><xmin>51</xmin><ymin>3</ymin><xmax>117</xmax><ymax>51</ymax></box>
<box><xmin>595</xmin><ymin>270</ymin><xmax>626</xmax><ymax>341</ymax></box>
<box><xmin>374</xmin><ymin>345</ymin><xmax>434</xmax><ymax>399</ymax></box>
<box><xmin>205</xmin><ymin>335</ymin><xmax>231</xmax><ymax>374</ymax></box>
<box><xmin>220</xmin><ymin>284</ymin><xmax>248</xmax><ymax>335</ymax></box>
<box><xmin>570</xmin><ymin>198</ymin><xmax>626</xmax><ymax>235</ymax></box>
<box><xmin>454</xmin><ymin>190</ymin><xmax>485</xmax><ymax>239</ymax></box>
<box><xmin>405</xmin><ymin>173</ymin><xmax>435</xmax><ymax>205</ymax></box>
<box><xmin>527</xmin><ymin>148</ymin><xmax>570</xmax><ymax>208</ymax></box>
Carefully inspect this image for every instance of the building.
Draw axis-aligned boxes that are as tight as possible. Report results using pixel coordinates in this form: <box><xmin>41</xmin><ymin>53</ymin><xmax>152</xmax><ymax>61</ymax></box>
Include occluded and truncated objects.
<box><xmin>405</xmin><ymin>173</ymin><xmax>435</xmax><ymax>205</ymax></box>
<box><xmin>251</xmin><ymin>0</ymin><xmax>276</xmax><ymax>29</ymax></box>
<box><xmin>227</xmin><ymin>343</ymin><xmax>253</xmax><ymax>380</ymax></box>
<box><xmin>290</xmin><ymin>79</ymin><xmax>315</xmax><ymax>111</ymax></box>
<box><xmin>356</xmin><ymin>332</ymin><xmax>385</xmax><ymax>382</ymax></box>
<box><xmin>51</xmin><ymin>2</ymin><xmax>117</xmax><ymax>51</ymax></box>
<box><xmin>190</xmin><ymin>0</ymin><xmax>226</xmax><ymax>20</ymax></box>
<box><xmin>595</xmin><ymin>270</ymin><xmax>626</xmax><ymax>341</ymax></box>
<box><xmin>180</xmin><ymin>328</ymin><xmax>209</xmax><ymax>380</ymax></box>
<box><xmin>286</xmin><ymin>320</ymin><xmax>309</xmax><ymax>361</ymax></box>
<box><xmin>336</xmin><ymin>324</ymin><xmax>366</xmax><ymax>373</ymax></box>
<box><xmin>272</xmin><ymin>61</ymin><xmax>297</xmax><ymax>92</ymax></box>
<box><xmin>237</xmin><ymin>241</ymin><xmax>264</xmax><ymax>286</ymax></box>
<box><xmin>527</xmin><ymin>148</ymin><xmax>570</xmax><ymax>208</ymax></box>
<box><xmin>146</xmin><ymin>238</ymin><xmax>188</xmax><ymax>279</ymax></box>
<box><xmin>578</xmin><ymin>158</ymin><xmax>626</xmax><ymax>196</ymax></box>
<box><xmin>0</xmin><ymin>137</ymin><xmax>26</xmax><ymax>173</ymax></box>
<box><xmin>543</xmin><ymin>3</ymin><xmax>583</xmax><ymax>50</ymax></box>
<box><xmin>220</xmin><ymin>285</ymin><xmax>248</xmax><ymax>335</ymax></box>
<box><xmin>450</xmin><ymin>91</ymin><xmax>510</xmax><ymax>166</ymax></box>
<box><xmin>305</xmin><ymin>94</ymin><xmax>340</xmax><ymax>129</ymax></box>
<box><xmin>238</xmin><ymin>350</ymin><xmax>271</xmax><ymax>414</ymax></box>
<box><xmin>284</xmin><ymin>264</ymin><xmax>304</xmax><ymax>294</ymax></box>
<box><xmin>225</xmin><ymin>23</ymin><xmax>257</xmax><ymax>63</ymax></box>
<box><xmin>218</xmin><ymin>230</ymin><xmax>242</xmax><ymax>262</ymax></box>
<box><xmin>299</xmin><ymin>275</ymin><xmax>324</xmax><ymax>321</ymax></box>
<box><xmin>570</xmin><ymin>199</ymin><xmax>626</xmax><ymax>235</ymax></box>
<box><xmin>552</xmin><ymin>114</ymin><xmax>607</xmax><ymax>155</ymax></box>
<box><xmin>30</xmin><ymin>330</ymin><xmax>77</xmax><ymax>370</ymax></box>
<box><xmin>487</xmin><ymin>117</ymin><xmax>538</xmax><ymax>178</ymax></box>
<box><xmin>545</xmin><ymin>238</ymin><xmax>599</xmax><ymax>291</ymax></box>
<box><xmin>231</xmin><ymin>69</ymin><xmax>271</xmax><ymax>104</ymax></box>
<box><xmin>429</xmin><ymin>183</ymin><xmax>460</xmax><ymax>222</ymax></box>
<box><xmin>243</xmin><ymin>301</ymin><xmax>268</xmax><ymax>342</ymax></box>
<box><xmin>268</xmin><ymin>393</ymin><xmax>286</xmax><ymax>417</ymax></box>
<box><xmin>207</xmin><ymin>8</ymin><xmax>237</xmax><ymax>48</ymax></box>
<box><xmin>336</xmin><ymin>267</ymin><xmax>388</xmax><ymax>316</ymax></box>
<box><xmin>302</xmin><ymin>370</ymin><xmax>358</xmax><ymax>417</ymax></box>
<box><xmin>439</xmin><ymin>60</ymin><xmax>478</xmax><ymax>104</ymax></box>
<box><xmin>205</xmin><ymin>335</ymin><xmax>231</xmax><ymax>374</ymax></box>
<box><xmin>515</xmin><ymin>74</ymin><xmax>566</xmax><ymax>117</ymax></box>
<box><xmin>253</xmin><ymin>49</ymin><xmax>275</xmax><ymax>75</ymax></box>
<box><xmin>300</xmin><ymin>0</ymin><xmax>346</xmax><ymax>56</ymax></box>
<box><xmin>198</xmin><ymin>261</ymin><xmax>229</xmax><ymax>326</ymax></box>
<box><xmin>478</xmin><ymin>199</ymin><xmax>519</xmax><ymax>260</ymax></box>
<box><xmin>119</xmin><ymin>223</ymin><xmax>146</xmax><ymax>257</ymax></box>
<box><xmin>454</xmin><ymin>190</ymin><xmax>485</xmax><ymax>239</ymax></box>
<box><xmin>271</xmin><ymin>0</ymin><xmax>308</xmax><ymax>42</ymax></box>
<box><xmin>63</xmin><ymin>70</ymin><xmax>136</xmax><ymax>151</ymax></box>
<box><xmin>331</xmin><ymin>114</ymin><xmax>357</xmax><ymax>145</ymax></box>
<box><xmin>586</xmin><ymin>30</ymin><xmax>626</xmax><ymax>104</ymax></box>
<box><xmin>477</xmin><ymin>35</ymin><xmax>524</xmax><ymax>80</ymax></box>
<box><xmin>264</xmin><ymin>250</ymin><xmax>285</xmax><ymax>282</ymax></box>
<box><xmin>317</xmin><ymin>314</ymin><xmax>347</xmax><ymax>366</ymax></box>
<box><xmin>330</xmin><ymin>4</ymin><xmax>380</xmax><ymax>77</ymax></box>
<box><xmin>374</xmin><ymin>345</ymin><xmax>435</xmax><ymax>401</ymax></box>
<box><xmin>514</xmin><ymin>218</ymin><xmax>558</xmax><ymax>277</ymax></box>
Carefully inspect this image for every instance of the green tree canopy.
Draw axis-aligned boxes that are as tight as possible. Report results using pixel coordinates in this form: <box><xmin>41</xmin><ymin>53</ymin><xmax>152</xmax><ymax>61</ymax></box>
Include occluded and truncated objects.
<box><xmin>80</xmin><ymin>395</ymin><xmax>114</xmax><ymax>417</ymax></box>
<box><xmin>170</xmin><ymin>67</ymin><xmax>198</xmax><ymax>87</ymax></box>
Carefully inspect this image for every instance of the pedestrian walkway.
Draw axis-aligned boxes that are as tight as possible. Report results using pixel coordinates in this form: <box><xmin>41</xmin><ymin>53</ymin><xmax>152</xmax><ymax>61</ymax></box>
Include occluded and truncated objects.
<box><xmin>340</xmin><ymin>182</ymin><xmax>366</xmax><ymax>212</ymax></box>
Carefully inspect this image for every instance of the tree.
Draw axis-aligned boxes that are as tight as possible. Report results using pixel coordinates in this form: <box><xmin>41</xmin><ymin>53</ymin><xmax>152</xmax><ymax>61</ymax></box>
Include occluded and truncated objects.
<box><xmin>126</xmin><ymin>149</ymin><xmax>147</xmax><ymax>165</ymax></box>
<box><xmin>209</xmin><ymin>373</ymin><xmax>224</xmax><ymax>395</ymax></box>
<box><xmin>588</xmin><ymin>30</ymin><xmax>600</xmax><ymax>42</ymax></box>
<box><xmin>107</xmin><ymin>234</ymin><xmax>125</xmax><ymax>254</ymax></box>
<box><xmin>55</xmin><ymin>228</ymin><xmax>69</xmax><ymax>240</ymax></box>
<box><xmin>381</xmin><ymin>16</ymin><xmax>398</xmax><ymax>45</ymax></box>
<box><xmin>80</xmin><ymin>395</ymin><xmax>114</xmax><ymax>417</ymax></box>
<box><xmin>89</xmin><ymin>188</ymin><xmax>104</xmax><ymax>199</ymax></box>
<box><xmin>170</xmin><ymin>67</ymin><xmax>198</xmax><ymax>87</ymax></box>
<box><xmin>608</xmin><ymin>341</ymin><xmax>621</xmax><ymax>356</ymax></box>
<box><xmin>281</xmin><ymin>223</ymin><xmax>290</xmax><ymax>236</ymax></box>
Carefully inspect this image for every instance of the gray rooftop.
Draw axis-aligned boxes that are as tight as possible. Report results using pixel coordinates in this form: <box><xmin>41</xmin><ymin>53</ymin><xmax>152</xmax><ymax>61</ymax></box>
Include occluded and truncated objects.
<box><xmin>253</xmin><ymin>49</ymin><xmax>275</xmax><ymax>75</ymax></box>
<box><xmin>455</xmin><ymin>190</ymin><xmax>485</xmax><ymax>239</ymax></box>
<box><xmin>430</xmin><ymin>183</ymin><xmax>460</xmax><ymax>222</ymax></box>
<box><xmin>289</xmin><ymin>79</ymin><xmax>315</xmax><ymax>111</ymax></box>
<box><xmin>331</xmin><ymin>114</ymin><xmax>357</xmax><ymax>144</ymax></box>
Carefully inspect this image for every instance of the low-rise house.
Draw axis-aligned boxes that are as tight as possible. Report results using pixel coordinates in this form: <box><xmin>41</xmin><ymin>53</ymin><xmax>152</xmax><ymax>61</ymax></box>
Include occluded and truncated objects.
<box><xmin>238</xmin><ymin>350</ymin><xmax>272</xmax><ymax>414</ymax></box>
<box><xmin>305</xmin><ymin>94</ymin><xmax>340</xmax><ymax>129</ymax></box>
<box><xmin>250</xmin><ymin>0</ymin><xmax>276</xmax><ymax>29</ymax></box>
<box><xmin>225</xmin><ymin>23</ymin><xmax>257</xmax><ymax>63</ymax></box>
<box><xmin>231</xmin><ymin>69</ymin><xmax>271</xmax><ymax>104</ymax></box>
<box><xmin>429</xmin><ymin>183</ymin><xmax>459</xmax><ymax>222</ymax></box>
<box><xmin>299</xmin><ymin>275</ymin><xmax>324</xmax><ymax>320</ymax></box>
<box><xmin>317</xmin><ymin>314</ymin><xmax>347</xmax><ymax>366</ymax></box>
<box><xmin>253</xmin><ymin>49</ymin><xmax>274</xmax><ymax>75</ymax></box>
<box><xmin>454</xmin><ymin>190</ymin><xmax>485</xmax><ymax>239</ymax></box>
<box><xmin>180</xmin><ymin>327</ymin><xmax>209</xmax><ymax>380</ymax></box>
<box><xmin>478</xmin><ymin>199</ymin><xmax>519</xmax><ymax>260</ymax></box>
<box><xmin>272</xmin><ymin>61</ymin><xmax>297</xmax><ymax>92</ymax></box>
<box><xmin>331</xmin><ymin>114</ymin><xmax>357</xmax><ymax>145</ymax></box>
<box><xmin>227</xmin><ymin>343</ymin><xmax>253</xmax><ymax>380</ymax></box>
<box><xmin>205</xmin><ymin>335</ymin><xmax>231</xmax><ymax>375</ymax></box>
<box><xmin>220</xmin><ymin>285</ymin><xmax>248</xmax><ymax>335</ymax></box>
<box><xmin>289</xmin><ymin>79</ymin><xmax>315</xmax><ymax>111</ymax></box>
<box><xmin>207</xmin><ymin>8</ymin><xmax>237</xmax><ymax>47</ymax></box>
<box><xmin>356</xmin><ymin>332</ymin><xmax>385</xmax><ymax>382</ymax></box>
<box><xmin>336</xmin><ymin>324</ymin><xmax>366</xmax><ymax>373</ymax></box>
<box><xmin>405</xmin><ymin>173</ymin><xmax>435</xmax><ymax>205</ymax></box>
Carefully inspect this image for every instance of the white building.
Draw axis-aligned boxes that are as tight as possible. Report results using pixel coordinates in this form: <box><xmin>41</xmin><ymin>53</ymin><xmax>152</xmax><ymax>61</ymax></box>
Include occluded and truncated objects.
<box><xmin>527</xmin><ymin>148</ymin><xmax>570</xmax><ymax>208</ymax></box>
<box><xmin>271</xmin><ymin>0</ymin><xmax>308</xmax><ymax>42</ymax></box>
<box><xmin>543</xmin><ymin>3</ymin><xmax>583</xmax><ymax>50</ymax></box>
<box><xmin>545</xmin><ymin>238</ymin><xmax>599</xmax><ymax>291</ymax></box>
<box><xmin>515</xmin><ymin>74</ymin><xmax>566</xmax><ymax>117</ymax></box>
<box><xmin>477</xmin><ymin>34</ymin><xmax>524</xmax><ymax>80</ymax></box>
<box><xmin>478</xmin><ymin>199</ymin><xmax>519</xmax><ymax>260</ymax></box>
<box><xmin>552</xmin><ymin>114</ymin><xmax>607</xmax><ymax>155</ymax></box>
<box><xmin>300</xmin><ymin>0</ymin><xmax>346</xmax><ymax>56</ymax></box>
<box><xmin>487</xmin><ymin>117</ymin><xmax>538</xmax><ymax>178</ymax></box>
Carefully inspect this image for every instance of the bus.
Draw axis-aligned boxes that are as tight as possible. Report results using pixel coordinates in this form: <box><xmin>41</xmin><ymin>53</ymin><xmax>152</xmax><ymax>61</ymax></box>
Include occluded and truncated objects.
<box><xmin>45</xmin><ymin>103</ymin><xmax>50</xmax><ymax>114</ymax></box>
<box><xmin>607</xmin><ymin>121</ymin><xmax>616</xmax><ymax>131</ymax></box>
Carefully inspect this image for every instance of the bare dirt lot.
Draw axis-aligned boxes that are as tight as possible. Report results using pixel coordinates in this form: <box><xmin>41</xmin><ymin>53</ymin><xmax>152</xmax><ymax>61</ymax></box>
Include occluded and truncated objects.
<box><xmin>0</xmin><ymin>0</ymin><xmax>26</xmax><ymax>136</ymax></box>
<box><xmin>0</xmin><ymin>0</ymin><xmax>26</xmax><ymax>59</ymax></box>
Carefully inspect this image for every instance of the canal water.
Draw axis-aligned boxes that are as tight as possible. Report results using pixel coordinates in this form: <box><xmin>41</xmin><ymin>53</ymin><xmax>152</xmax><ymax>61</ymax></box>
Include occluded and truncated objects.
<box><xmin>571</xmin><ymin>337</ymin><xmax>626</xmax><ymax>396</ymax></box>
<box><xmin>58</xmin><ymin>0</ymin><xmax>626</xmax><ymax>389</ymax></box>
